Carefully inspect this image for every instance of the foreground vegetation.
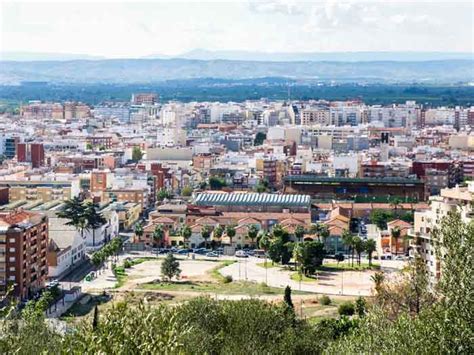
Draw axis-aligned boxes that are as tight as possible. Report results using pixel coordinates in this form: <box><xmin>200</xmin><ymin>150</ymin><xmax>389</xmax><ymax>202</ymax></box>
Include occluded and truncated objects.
<box><xmin>1</xmin><ymin>211</ymin><xmax>472</xmax><ymax>354</ymax></box>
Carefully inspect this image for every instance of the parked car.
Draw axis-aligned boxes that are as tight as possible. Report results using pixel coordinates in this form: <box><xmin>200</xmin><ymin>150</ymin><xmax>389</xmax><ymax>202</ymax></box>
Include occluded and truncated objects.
<box><xmin>206</xmin><ymin>252</ymin><xmax>219</xmax><ymax>258</ymax></box>
<box><xmin>253</xmin><ymin>249</ymin><xmax>266</xmax><ymax>258</ymax></box>
<box><xmin>235</xmin><ymin>250</ymin><xmax>248</xmax><ymax>258</ymax></box>
<box><xmin>177</xmin><ymin>249</ymin><xmax>191</xmax><ymax>255</ymax></box>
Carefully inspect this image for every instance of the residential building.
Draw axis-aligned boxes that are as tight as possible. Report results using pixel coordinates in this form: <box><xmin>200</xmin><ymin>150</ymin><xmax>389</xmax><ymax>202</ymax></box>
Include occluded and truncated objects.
<box><xmin>0</xmin><ymin>211</ymin><xmax>48</xmax><ymax>299</ymax></box>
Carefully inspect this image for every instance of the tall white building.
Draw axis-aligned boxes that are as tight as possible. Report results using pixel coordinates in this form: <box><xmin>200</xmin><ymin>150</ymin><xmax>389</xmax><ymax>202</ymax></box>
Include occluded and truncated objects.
<box><xmin>409</xmin><ymin>182</ymin><xmax>473</xmax><ymax>283</ymax></box>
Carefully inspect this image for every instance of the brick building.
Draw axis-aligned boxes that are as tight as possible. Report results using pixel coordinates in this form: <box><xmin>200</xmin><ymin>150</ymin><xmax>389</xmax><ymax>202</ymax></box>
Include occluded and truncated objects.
<box><xmin>0</xmin><ymin>211</ymin><xmax>48</xmax><ymax>299</ymax></box>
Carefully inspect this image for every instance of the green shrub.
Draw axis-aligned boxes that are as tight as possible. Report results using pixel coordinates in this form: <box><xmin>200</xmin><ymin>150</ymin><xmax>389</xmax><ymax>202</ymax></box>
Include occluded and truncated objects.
<box><xmin>123</xmin><ymin>259</ymin><xmax>132</xmax><ymax>269</ymax></box>
<box><xmin>223</xmin><ymin>275</ymin><xmax>233</xmax><ymax>284</ymax></box>
<box><xmin>338</xmin><ymin>302</ymin><xmax>355</xmax><ymax>316</ymax></box>
<box><xmin>319</xmin><ymin>295</ymin><xmax>332</xmax><ymax>306</ymax></box>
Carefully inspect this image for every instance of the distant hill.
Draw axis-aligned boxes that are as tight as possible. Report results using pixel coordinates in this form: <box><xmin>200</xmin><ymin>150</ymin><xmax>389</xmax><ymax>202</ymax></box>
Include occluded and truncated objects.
<box><xmin>0</xmin><ymin>58</ymin><xmax>472</xmax><ymax>84</ymax></box>
<box><xmin>147</xmin><ymin>49</ymin><xmax>474</xmax><ymax>62</ymax></box>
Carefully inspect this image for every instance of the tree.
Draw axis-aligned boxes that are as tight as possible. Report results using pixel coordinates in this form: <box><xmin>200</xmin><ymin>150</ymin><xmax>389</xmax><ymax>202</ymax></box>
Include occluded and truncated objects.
<box><xmin>341</xmin><ymin>230</ymin><xmax>354</xmax><ymax>266</ymax></box>
<box><xmin>209</xmin><ymin>176</ymin><xmax>226</xmax><ymax>190</ymax></box>
<box><xmin>152</xmin><ymin>225</ymin><xmax>165</xmax><ymax>247</ymax></box>
<box><xmin>268</xmin><ymin>225</ymin><xmax>292</xmax><ymax>265</ymax></box>
<box><xmin>180</xmin><ymin>225</ymin><xmax>192</xmax><ymax>247</ymax></box>
<box><xmin>201</xmin><ymin>225</ymin><xmax>212</xmax><ymax>248</ymax></box>
<box><xmin>283</xmin><ymin>286</ymin><xmax>294</xmax><ymax>309</ymax></box>
<box><xmin>92</xmin><ymin>305</ymin><xmax>99</xmax><ymax>331</ymax></box>
<box><xmin>161</xmin><ymin>253</ymin><xmax>181</xmax><ymax>281</ymax></box>
<box><xmin>293</xmin><ymin>242</ymin><xmax>304</xmax><ymax>278</ymax></box>
<box><xmin>134</xmin><ymin>222</ymin><xmax>143</xmax><ymax>242</ymax></box>
<box><xmin>300</xmin><ymin>240</ymin><xmax>326</xmax><ymax>275</ymax></box>
<box><xmin>255</xmin><ymin>179</ymin><xmax>270</xmax><ymax>193</ymax></box>
<box><xmin>370</xmin><ymin>209</ymin><xmax>394</xmax><ymax>231</ymax></box>
<box><xmin>213</xmin><ymin>224</ymin><xmax>224</xmax><ymax>241</ymax></box>
<box><xmin>364</xmin><ymin>239</ymin><xmax>376</xmax><ymax>266</ymax></box>
<box><xmin>57</xmin><ymin>197</ymin><xmax>86</xmax><ymax>236</ymax></box>
<box><xmin>353</xmin><ymin>236</ymin><xmax>364</xmax><ymax>266</ymax></box>
<box><xmin>84</xmin><ymin>201</ymin><xmax>106</xmax><ymax>246</ymax></box>
<box><xmin>310</xmin><ymin>223</ymin><xmax>329</xmax><ymax>242</ymax></box>
<box><xmin>391</xmin><ymin>226</ymin><xmax>401</xmax><ymax>256</ymax></box>
<box><xmin>390</xmin><ymin>197</ymin><xmax>403</xmax><ymax>216</ymax></box>
<box><xmin>247</xmin><ymin>225</ymin><xmax>258</xmax><ymax>247</ymax></box>
<box><xmin>254</xmin><ymin>132</ymin><xmax>266</xmax><ymax>146</ymax></box>
<box><xmin>371</xmin><ymin>272</ymin><xmax>385</xmax><ymax>295</ymax></box>
<box><xmin>225</xmin><ymin>224</ymin><xmax>236</xmax><ymax>246</ymax></box>
<box><xmin>181</xmin><ymin>185</ymin><xmax>193</xmax><ymax>197</ymax></box>
<box><xmin>157</xmin><ymin>188</ymin><xmax>172</xmax><ymax>202</ymax></box>
<box><xmin>258</xmin><ymin>231</ymin><xmax>271</xmax><ymax>268</ymax></box>
<box><xmin>294</xmin><ymin>225</ymin><xmax>305</xmax><ymax>242</ymax></box>
<box><xmin>132</xmin><ymin>146</ymin><xmax>143</xmax><ymax>162</ymax></box>
<box><xmin>355</xmin><ymin>297</ymin><xmax>366</xmax><ymax>317</ymax></box>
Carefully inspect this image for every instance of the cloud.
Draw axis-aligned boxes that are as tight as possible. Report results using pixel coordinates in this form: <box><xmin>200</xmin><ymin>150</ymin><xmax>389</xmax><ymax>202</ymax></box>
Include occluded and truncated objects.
<box><xmin>248</xmin><ymin>0</ymin><xmax>306</xmax><ymax>16</ymax></box>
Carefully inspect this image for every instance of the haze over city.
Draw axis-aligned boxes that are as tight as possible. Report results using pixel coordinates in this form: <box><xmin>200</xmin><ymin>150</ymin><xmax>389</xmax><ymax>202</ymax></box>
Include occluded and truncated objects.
<box><xmin>2</xmin><ymin>0</ymin><xmax>473</xmax><ymax>58</ymax></box>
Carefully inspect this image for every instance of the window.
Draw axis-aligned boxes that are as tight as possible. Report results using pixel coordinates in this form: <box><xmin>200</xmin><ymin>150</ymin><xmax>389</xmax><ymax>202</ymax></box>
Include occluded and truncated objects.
<box><xmin>8</xmin><ymin>275</ymin><xmax>15</xmax><ymax>281</ymax></box>
<box><xmin>9</xmin><ymin>238</ymin><xmax>15</xmax><ymax>243</ymax></box>
<box><xmin>9</xmin><ymin>248</ymin><xmax>15</xmax><ymax>253</ymax></box>
<box><xmin>9</xmin><ymin>266</ymin><xmax>15</xmax><ymax>271</ymax></box>
<box><xmin>9</xmin><ymin>257</ymin><xmax>15</xmax><ymax>262</ymax></box>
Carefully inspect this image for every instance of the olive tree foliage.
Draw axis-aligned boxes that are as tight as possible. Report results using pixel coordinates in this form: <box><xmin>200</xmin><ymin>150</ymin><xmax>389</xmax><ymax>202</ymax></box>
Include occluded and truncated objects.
<box><xmin>328</xmin><ymin>211</ymin><xmax>474</xmax><ymax>354</ymax></box>
<box><xmin>2</xmin><ymin>296</ymin><xmax>329</xmax><ymax>354</ymax></box>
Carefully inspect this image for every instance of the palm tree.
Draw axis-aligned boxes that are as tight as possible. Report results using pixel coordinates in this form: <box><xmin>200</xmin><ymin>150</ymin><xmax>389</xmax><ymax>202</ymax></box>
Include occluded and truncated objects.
<box><xmin>371</xmin><ymin>272</ymin><xmax>385</xmax><ymax>295</ymax></box>
<box><xmin>213</xmin><ymin>224</ymin><xmax>224</xmax><ymax>241</ymax></box>
<box><xmin>152</xmin><ymin>225</ymin><xmax>164</xmax><ymax>247</ymax></box>
<box><xmin>84</xmin><ymin>201</ymin><xmax>107</xmax><ymax>246</ymax></box>
<box><xmin>390</xmin><ymin>197</ymin><xmax>403</xmax><ymax>216</ymax></box>
<box><xmin>310</xmin><ymin>223</ymin><xmax>329</xmax><ymax>243</ymax></box>
<box><xmin>247</xmin><ymin>225</ymin><xmax>259</xmax><ymax>247</ymax></box>
<box><xmin>353</xmin><ymin>236</ymin><xmax>364</xmax><ymax>266</ymax></box>
<box><xmin>225</xmin><ymin>224</ymin><xmax>236</xmax><ymax>246</ymax></box>
<box><xmin>134</xmin><ymin>222</ymin><xmax>143</xmax><ymax>243</ymax></box>
<box><xmin>201</xmin><ymin>225</ymin><xmax>212</xmax><ymax>248</ymax></box>
<box><xmin>341</xmin><ymin>229</ymin><xmax>354</xmax><ymax>266</ymax></box>
<box><xmin>391</xmin><ymin>226</ymin><xmax>401</xmax><ymax>256</ymax></box>
<box><xmin>365</xmin><ymin>239</ymin><xmax>377</xmax><ymax>266</ymax></box>
<box><xmin>294</xmin><ymin>225</ymin><xmax>305</xmax><ymax>242</ymax></box>
<box><xmin>180</xmin><ymin>225</ymin><xmax>192</xmax><ymax>247</ymax></box>
<box><xmin>259</xmin><ymin>232</ymin><xmax>271</xmax><ymax>281</ymax></box>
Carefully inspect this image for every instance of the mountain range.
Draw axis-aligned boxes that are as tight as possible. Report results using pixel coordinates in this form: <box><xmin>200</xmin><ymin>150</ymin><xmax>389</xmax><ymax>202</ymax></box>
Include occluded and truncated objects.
<box><xmin>0</xmin><ymin>52</ymin><xmax>473</xmax><ymax>85</ymax></box>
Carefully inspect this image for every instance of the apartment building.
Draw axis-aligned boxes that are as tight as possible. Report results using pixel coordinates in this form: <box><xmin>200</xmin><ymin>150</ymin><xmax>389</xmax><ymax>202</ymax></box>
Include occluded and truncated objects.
<box><xmin>1</xmin><ymin>180</ymin><xmax>78</xmax><ymax>203</ymax></box>
<box><xmin>409</xmin><ymin>183</ymin><xmax>473</xmax><ymax>282</ymax></box>
<box><xmin>0</xmin><ymin>211</ymin><xmax>48</xmax><ymax>299</ymax></box>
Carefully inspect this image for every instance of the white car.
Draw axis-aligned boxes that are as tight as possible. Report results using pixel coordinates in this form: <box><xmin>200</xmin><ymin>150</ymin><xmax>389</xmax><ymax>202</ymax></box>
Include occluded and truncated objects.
<box><xmin>235</xmin><ymin>250</ymin><xmax>248</xmax><ymax>258</ymax></box>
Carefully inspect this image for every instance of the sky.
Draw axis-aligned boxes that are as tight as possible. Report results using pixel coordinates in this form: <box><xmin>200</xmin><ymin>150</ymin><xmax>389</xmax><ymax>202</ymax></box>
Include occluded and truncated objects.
<box><xmin>1</xmin><ymin>0</ymin><xmax>473</xmax><ymax>58</ymax></box>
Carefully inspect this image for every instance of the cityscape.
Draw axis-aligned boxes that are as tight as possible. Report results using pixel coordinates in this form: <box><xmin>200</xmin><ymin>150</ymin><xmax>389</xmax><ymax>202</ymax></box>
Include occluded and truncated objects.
<box><xmin>0</xmin><ymin>0</ymin><xmax>473</xmax><ymax>354</ymax></box>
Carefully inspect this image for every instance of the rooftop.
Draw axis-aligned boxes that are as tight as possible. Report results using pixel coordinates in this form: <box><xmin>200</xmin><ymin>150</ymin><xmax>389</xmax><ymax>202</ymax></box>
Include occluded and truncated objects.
<box><xmin>284</xmin><ymin>175</ymin><xmax>423</xmax><ymax>185</ymax></box>
<box><xmin>194</xmin><ymin>192</ymin><xmax>311</xmax><ymax>207</ymax></box>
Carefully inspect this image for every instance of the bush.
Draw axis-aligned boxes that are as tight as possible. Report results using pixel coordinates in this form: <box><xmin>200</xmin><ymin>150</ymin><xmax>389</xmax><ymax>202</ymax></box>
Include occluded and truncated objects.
<box><xmin>319</xmin><ymin>295</ymin><xmax>332</xmax><ymax>306</ymax></box>
<box><xmin>338</xmin><ymin>302</ymin><xmax>355</xmax><ymax>316</ymax></box>
<box><xmin>123</xmin><ymin>259</ymin><xmax>132</xmax><ymax>269</ymax></box>
<box><xmin>223</xmin><ymin>275</ymin><xmax>233</xmax><ymax>284</ymax></box>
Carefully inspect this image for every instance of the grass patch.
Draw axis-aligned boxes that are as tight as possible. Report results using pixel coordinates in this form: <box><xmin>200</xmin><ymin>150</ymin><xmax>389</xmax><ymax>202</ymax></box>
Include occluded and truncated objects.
<box><xmin>139</xmin><ymin>280</ymin><xmax>311</xmax><ymax>296</ymax></box>
<box><xmin>209</xmin><ymin>260</ymin><xmax>237</xmax><ymax>282</ymax></box>
<box><xmin>290</xmin><ymin>272</ymin><xmax>318</xmax><ymax>282</ymax></box>
<box><xmin>320</xmin><ymin>262</ymin><xmax>380</xmax><ymax>271</ymax></box>
<box><xmin>61</xmin><ymin>294</ymin><xmax>111</xmax><ymax>320</ymax></box>
<box><xmin>256</xmin><ymin>262</ymin><xmax>279</xmax><ymax>269</ymax></box>
<box><xmin>113</xmin><ymin>266</ymin><xmax>128</xmax><ymax>288</ymax></box>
